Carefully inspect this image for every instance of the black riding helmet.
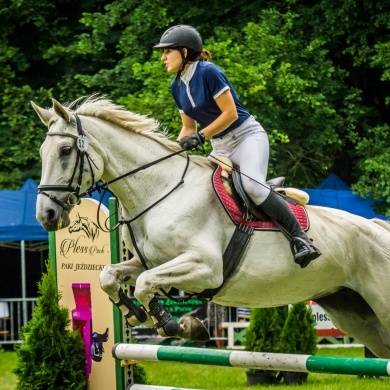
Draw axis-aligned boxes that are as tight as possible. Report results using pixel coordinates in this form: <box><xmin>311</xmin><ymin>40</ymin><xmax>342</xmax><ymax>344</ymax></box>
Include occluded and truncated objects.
<box><xmin>153</xmin><ymin>25</ymin><xmax>203</xmax><ymax>52</ymax></box>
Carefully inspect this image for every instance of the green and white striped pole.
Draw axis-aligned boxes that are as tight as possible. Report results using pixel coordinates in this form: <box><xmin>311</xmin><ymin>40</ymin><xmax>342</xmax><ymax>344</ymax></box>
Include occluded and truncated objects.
<box><xmin>129</xmin><ymin>385</ymin><xmax>200</xmax><ymax>390</ymax></box>
<box><xmin>113</xmin><ymin>343</ymin><xmax>390</xmax><ymax>377</ymax></box>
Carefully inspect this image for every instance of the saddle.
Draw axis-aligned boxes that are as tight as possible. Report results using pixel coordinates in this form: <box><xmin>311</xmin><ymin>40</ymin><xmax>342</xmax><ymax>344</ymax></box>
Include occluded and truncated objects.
<box><xmin>210</xmin><ymin>156</ymin><xmax>309</xmax><ymax>231</ymax></box>
<box><xmin>193</xmin><ymin>157</ymin><xmax>311</xmax><ymax>300</ymax></box>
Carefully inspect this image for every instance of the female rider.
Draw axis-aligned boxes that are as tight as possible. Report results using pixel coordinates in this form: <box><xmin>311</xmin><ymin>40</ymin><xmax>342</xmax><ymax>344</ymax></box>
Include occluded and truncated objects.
<box><xmin>153</xmin><ymin>25</ymin><xmax>321</xmax><ymax>268</ymax></box>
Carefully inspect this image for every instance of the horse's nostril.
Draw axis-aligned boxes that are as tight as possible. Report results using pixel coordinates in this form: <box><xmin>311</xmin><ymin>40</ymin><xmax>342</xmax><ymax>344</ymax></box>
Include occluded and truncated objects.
<box><xmin>46</xmin><ymin>208</ymin><xmax>56</xmax><ymax>222</ymax></box>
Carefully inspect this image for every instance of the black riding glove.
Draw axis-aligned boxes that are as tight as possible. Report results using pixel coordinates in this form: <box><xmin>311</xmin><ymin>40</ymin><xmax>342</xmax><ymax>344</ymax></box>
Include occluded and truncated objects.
<box><xmin>179</xmin><ymin>131</ymin><xmax>205</xmax><ymax>151</ymax></box>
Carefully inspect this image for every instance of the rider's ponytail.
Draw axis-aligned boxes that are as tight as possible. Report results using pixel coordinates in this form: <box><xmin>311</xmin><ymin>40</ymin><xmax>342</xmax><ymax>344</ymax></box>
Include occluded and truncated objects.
<box><xmin>200</xmin><ymin>49</ymin><xmax>211</xmax><ymax>62</ymax></box>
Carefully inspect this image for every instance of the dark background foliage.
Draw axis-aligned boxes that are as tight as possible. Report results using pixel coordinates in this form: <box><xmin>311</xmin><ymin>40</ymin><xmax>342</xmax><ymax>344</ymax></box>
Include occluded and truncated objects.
<box><xmin>1</xmin><ymin>0</ymin><xmax>389</xmax><ymax>214</ymax></box>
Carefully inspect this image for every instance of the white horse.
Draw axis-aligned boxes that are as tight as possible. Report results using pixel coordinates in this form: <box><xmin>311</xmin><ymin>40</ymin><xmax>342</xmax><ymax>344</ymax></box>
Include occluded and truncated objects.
<box><xmin>33</xmin><ymin>96</ymin><xmax>390</xmax><ymax>357</ymax></box>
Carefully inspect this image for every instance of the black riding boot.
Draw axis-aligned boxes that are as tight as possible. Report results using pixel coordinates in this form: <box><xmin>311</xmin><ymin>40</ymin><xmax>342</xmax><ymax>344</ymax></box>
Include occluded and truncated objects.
<box><xmin>256</xmin><ymin>191</ymin><xmax>321</xmax><ymax>268</ymax></box>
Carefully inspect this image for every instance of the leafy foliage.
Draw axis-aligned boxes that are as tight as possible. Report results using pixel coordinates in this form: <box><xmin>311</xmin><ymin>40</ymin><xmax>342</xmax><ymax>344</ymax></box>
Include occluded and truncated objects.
<box><xmin>133</xmin><ymin>354</ymin><xmax>149</xmax><ymax>385</ymax></box>
<box><xmin>14</xmin><ymin>261</ymin><xmax>87</xmax><ymax>390</ymax></box>
<box><xmin>2</xmin><ymin>0</ymin><xmax>390</xmax><ymax>215</ymax></box>
<box><xmin>352</xmin><ymin>124</ymin><xmax>390</xmax><ymax>215</ymax></box>
<box><xmin>243</xmin><ymin>306</ymin><xmax>288</xmax><ymax>375</ymax></box>
<box><xmin>277</xmin><ymin>302</ymin><xmax>317</xmax><ymax>355</ymax></box>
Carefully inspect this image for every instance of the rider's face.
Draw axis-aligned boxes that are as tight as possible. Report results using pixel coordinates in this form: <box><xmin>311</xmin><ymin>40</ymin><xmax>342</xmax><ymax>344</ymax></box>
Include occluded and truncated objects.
<box><xmin>161</xmin><ymin>48</ymin><xmax>183</xmax><ymax>73</ymax></box>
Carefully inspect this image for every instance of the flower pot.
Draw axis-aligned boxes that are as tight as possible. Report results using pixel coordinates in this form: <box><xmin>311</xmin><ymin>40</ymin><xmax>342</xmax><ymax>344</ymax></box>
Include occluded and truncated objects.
<box><xmin>282</xmin><ymin>371</ymin><xmax>309</xmax><ymax>385</ymax></box>
<box><xmin>246</xmin><ymin>371</ymin><xmax>272</xmax><ymax>386</ymax></box>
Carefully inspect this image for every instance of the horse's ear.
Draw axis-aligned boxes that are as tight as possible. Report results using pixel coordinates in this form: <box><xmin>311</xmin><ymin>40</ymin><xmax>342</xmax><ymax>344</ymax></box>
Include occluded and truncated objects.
<box><xmin>31</xmin><ymin>101</ymin><xmax>52</xmax><ymax>127</ymax></box>
<box><xmin>52</xmin><ymin>98</ymin><xmax>72</xmax><ymax>123</ymax></box>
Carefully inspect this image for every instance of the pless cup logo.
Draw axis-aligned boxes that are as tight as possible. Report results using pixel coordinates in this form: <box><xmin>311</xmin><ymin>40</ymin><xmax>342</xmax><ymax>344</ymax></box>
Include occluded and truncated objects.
<box><xmin>59</xmin><ymin>213</ymin><xmax>108</xmax><ymax>259</ymax></box>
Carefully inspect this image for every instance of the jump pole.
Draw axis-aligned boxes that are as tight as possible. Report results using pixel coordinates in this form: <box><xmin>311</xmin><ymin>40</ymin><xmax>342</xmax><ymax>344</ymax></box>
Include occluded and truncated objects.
<box><xmin>128</xmin><ymin>386</ymin><xmax>200</xmax><ymax>390</ymax></box>
<box><xmin>113</xmin><ymin>343</ymin><xmax>390</xmax><ymax>377</ymax></box>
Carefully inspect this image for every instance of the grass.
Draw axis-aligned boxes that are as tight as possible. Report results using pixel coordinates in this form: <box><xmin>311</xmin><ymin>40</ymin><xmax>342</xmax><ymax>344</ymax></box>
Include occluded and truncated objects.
<box><xmin>139</xmin><ymin>347</ymin><xmax>390</xmax><ymax>390</ymax></box>
<box><xmin>140</xmin><ymin>360</ymin><xmax>390</xmax><ymax>389</ymax></box>
<box><xmin>0</xmin><ymin>348</ymin><xmax>17</xmax><ymax>390</ymax></box>
<box><xmin>1</xmin><ymin>345</ymin><xmax>389</xmax><ymax>389</ymax></box>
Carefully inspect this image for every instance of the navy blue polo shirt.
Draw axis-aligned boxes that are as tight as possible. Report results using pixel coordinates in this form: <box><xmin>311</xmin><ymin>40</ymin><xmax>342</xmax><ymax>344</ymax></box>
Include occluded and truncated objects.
<box><xmin>170</xmin><ymin>61</ymin><xmax>250</xmax><ymax>138</ymax></box>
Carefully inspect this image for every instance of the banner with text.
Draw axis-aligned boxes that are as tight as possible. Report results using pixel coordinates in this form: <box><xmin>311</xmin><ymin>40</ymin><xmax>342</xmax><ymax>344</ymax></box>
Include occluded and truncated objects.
<box><xmin>55</xmin><ymin>198</ymin><xmax>116</xmax><ymax>389</ymax></box>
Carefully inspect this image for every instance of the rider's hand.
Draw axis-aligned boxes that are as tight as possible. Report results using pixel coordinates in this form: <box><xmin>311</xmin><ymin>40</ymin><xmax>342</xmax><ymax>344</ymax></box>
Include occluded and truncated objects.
<box><xmin>179</xmin><ymin>131</ymin><xmax>205</xmax><ymax>151</ymax></box>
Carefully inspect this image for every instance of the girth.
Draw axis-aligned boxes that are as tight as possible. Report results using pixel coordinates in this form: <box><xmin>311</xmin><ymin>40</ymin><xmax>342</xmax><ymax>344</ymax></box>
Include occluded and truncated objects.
<box><xmin>194</xmin><ymin>222</ymin><xmax>254</xmax><ymax>300</ymax></box>
<box><xmin>192</xmin><ymin>165</ymin><xmax>310</xmax><ymax>300</ymax></box>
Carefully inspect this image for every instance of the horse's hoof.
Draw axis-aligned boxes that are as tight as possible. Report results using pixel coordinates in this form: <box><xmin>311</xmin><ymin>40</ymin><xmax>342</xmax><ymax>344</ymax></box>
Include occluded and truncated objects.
<box><xmin>178</xmin><ymin>316</ymin><xmax>210</xmax><ymax>341</ymax></box>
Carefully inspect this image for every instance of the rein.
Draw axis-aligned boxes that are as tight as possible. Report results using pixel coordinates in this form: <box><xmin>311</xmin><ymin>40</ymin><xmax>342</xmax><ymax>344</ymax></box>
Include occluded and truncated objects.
<box><xmin>93</xmin><ymin>151</ymin><xmax>190</xmax><ymax>233</ymax></box>
<box><xmin>39</xmin><ymin>113</ymin><xmax>188</xmax><ymax>216</ymax></box>
<box><xmin>96</xmin><ymin>153</ymin><xmax>190</xmax><ymax>304</ymax></box>
<box><xmin>40</xmin><ymin>114</ymin><xmax>191</xmax><ymax>302</ymax></box>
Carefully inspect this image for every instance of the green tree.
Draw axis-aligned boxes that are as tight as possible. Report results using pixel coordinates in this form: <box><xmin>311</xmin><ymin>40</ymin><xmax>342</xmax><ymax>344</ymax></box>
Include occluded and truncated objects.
<box><xmin>244</xmin><ymin>306</ymin><xmax>288</xmax><ymax>380</ymax></box>
<box><xmin>277</xmin><ymin>302</ymin><xmax>317</xmax><ymax>355</ymax></box>
<box><xmin>0</xmin><ymin>0</ymin><xmax>100</xmax><ymax>188</ymax></box>
<box><xmin>65</xmin><ymin>0</ymin><xmax>271</xmax><ymax>98</ymax></box>
<box><xmin>114</xmin><ymin>2</ymin><xmax>390</xmax><ymax>212</ymax></box>
<box><xmin>1</xmin><ymin>0</ymin><xmax>390</xmax><ymax>217</ymax></box>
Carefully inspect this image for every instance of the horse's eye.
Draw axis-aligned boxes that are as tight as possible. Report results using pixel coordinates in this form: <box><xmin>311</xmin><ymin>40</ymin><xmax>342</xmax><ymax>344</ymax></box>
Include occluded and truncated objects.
<box><xmin>62</xmin><ymin>146</ymin><xmax>72</xmax><ymax>156</ymax></box>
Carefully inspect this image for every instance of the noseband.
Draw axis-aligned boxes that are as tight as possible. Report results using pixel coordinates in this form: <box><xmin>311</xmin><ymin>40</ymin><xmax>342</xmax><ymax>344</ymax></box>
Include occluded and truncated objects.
<box><xmin>38</xmin><ymin>114</ymin><xmax>189</xmax><ymax>217</ymax></box>
<box><xmin>38</xmin><ymin>114</ymin><xmax>97</xmax><ymax>211</ymax></box>
<box><xmin>39</xmin><ymin>112</ymin><xmax>191</xmax><ymax>304</ymax></box>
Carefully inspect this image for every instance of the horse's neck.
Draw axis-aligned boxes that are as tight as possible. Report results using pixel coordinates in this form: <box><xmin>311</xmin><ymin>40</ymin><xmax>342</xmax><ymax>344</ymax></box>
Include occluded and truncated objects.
<box><xmin>94</xmin><ymin>123</ymin><xmax>189</xmax><ymax>215</ymax></box>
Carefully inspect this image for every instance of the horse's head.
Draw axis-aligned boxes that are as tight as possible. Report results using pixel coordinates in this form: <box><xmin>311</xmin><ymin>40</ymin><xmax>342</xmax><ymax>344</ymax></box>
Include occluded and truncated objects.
<box><xmin>32</xmin><ymin>99</ymin><xmax>104</xmax><ymax>231</ymax></box>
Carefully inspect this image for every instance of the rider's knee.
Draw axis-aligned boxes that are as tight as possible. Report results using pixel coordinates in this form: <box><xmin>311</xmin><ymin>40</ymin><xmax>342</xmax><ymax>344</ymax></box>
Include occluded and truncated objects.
<box><xmin>241</xmin><ymin>177</ymin><xmax>270</xmax><ymax>205</ymax></box>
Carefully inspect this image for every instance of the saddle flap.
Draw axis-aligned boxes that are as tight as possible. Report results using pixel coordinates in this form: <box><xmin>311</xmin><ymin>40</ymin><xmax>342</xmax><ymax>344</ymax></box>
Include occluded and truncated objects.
<box><xmin>212</xmin><ymin>166</ymin><xmax>309</xmax><ymax>231</ymax></box>
<box><xmin>231</xmin><ymin>170</ymin><xmax>268</xmax><ymax>220</ymax></box>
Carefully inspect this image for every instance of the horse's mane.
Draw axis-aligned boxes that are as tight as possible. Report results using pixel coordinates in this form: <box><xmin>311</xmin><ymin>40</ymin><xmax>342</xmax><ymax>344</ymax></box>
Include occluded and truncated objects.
<box><xmin>69</xmin><ymin>94</ymin><xmax>213</xmax><ymax>169</ymax></box>
<box><xmin>72</xmin><ymin>95</ymin><xmax>176</xmax><ymax>146</ymax></box>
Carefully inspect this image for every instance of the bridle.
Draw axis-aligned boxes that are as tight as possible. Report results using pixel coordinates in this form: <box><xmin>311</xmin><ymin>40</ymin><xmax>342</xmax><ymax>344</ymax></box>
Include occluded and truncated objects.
<box><xmin>38</xmin><ymin>112</ymin><xmax>193</xmax><ymax>302</ymax></box>
<box><xmin>38</xmin><ymin>115</ymin><xmax>98</xmax><ymax>212</ymax></box>
<box><xmin>38</xmin><ymin>113</ymin><xmax>189</xmax><ymax>222</ymax></box>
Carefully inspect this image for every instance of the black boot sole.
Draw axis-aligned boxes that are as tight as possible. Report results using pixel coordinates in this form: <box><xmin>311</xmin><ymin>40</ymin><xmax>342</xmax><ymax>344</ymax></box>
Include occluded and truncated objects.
<box><xmin>294</xmin><ymin>249</ymin><xmax>321</xmax><ymax>268</ymax></box>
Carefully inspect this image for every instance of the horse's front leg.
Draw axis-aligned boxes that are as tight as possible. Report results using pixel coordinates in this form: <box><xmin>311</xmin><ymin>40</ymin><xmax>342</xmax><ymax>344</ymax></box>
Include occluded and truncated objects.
<box><xmin>134</xmin><ymin>251</ymin><xmax>222</xmax><ymax>341</ymax></box>
<box><xmin>99</xmin><ymin>258</ymin><xmax>154</xmax><ymax>328</ymax></box>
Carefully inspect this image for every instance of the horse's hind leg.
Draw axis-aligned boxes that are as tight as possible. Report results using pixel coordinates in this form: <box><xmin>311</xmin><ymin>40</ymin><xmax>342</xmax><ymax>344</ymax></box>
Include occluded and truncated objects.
<box><xmin>100</xmin><ymin>258</ymin><xmax>154</xmax><ymax>328</ymax></box>
<box><xmin>316</xmin><ymin>289</ymin><xmax>390</xmax><ymax>358</ymax></box>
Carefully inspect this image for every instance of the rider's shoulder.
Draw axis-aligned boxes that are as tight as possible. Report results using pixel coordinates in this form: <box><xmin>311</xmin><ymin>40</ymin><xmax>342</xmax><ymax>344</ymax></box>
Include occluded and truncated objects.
<box><xmin>199</xmin><ymin>61</ymin><xmax>224</xmax><ymax>79</ymax></box>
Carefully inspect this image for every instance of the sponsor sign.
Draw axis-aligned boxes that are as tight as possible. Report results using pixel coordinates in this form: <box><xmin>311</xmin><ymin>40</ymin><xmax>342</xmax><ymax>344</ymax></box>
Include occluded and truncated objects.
<box><xmin>55</xmin><ymin>199</ymin><xmax>116</xmax><ymax>389</ymax></box>
<box><xmin>308</xmin><ymin>300</ymin><xmax>344</xmax><ymax>337</ymax></box>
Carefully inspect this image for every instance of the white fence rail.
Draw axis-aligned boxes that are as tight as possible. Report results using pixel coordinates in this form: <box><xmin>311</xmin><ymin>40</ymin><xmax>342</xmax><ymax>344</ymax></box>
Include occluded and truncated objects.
<box><xmin>0</xmin><ymin>298</ymin><xmax>37</xmax><ymax>345</ymax></box>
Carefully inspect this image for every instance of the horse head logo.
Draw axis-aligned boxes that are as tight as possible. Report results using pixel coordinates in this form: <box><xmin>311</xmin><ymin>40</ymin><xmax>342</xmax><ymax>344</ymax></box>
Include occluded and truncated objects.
<box><xmin>68</xmin><ymin>213</ymin><xmax>100</xmax><ymax>241</ymax></box>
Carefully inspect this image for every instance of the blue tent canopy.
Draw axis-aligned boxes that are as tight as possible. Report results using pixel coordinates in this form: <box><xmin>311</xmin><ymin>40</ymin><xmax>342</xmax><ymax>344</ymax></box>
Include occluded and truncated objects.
<box><xmin>0</xmin><ymin>179</ymin><xmax>47</xmax><ymax>242</ymax></box>
<box><xmin>316</xmin><ymin>173</ymin><xmax>350</xmax><ymax>191</ymax></box>
<box><xmin>0</xmin><ymin>179</ymin><xmax>111</xmax><ymax>243</ymax></box>
<box><xmin>302</xmin><ymin>173</ymin><xmax>387</xmax><ymax>220</ymax></box>
<box><xmin>0</xmin><ymin>174</ymin><xmax>387</xmax><ymax>244</ymax></box>
<box><xmin>0</xmin><ymin>180</ymin><xmax>111</xmax><ymax>305</ymax></box>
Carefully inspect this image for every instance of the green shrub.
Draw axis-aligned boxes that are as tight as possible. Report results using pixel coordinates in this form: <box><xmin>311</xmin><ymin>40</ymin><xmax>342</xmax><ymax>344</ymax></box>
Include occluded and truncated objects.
<box><xmin>277</xmin><ymin>302</ymin><xmax>317</xmax><ymax>355</ymax></box>
<box><xmin>243</xmin><ymin>306</ymin><xmax>288</xmax><ymax>376</ymax></box>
